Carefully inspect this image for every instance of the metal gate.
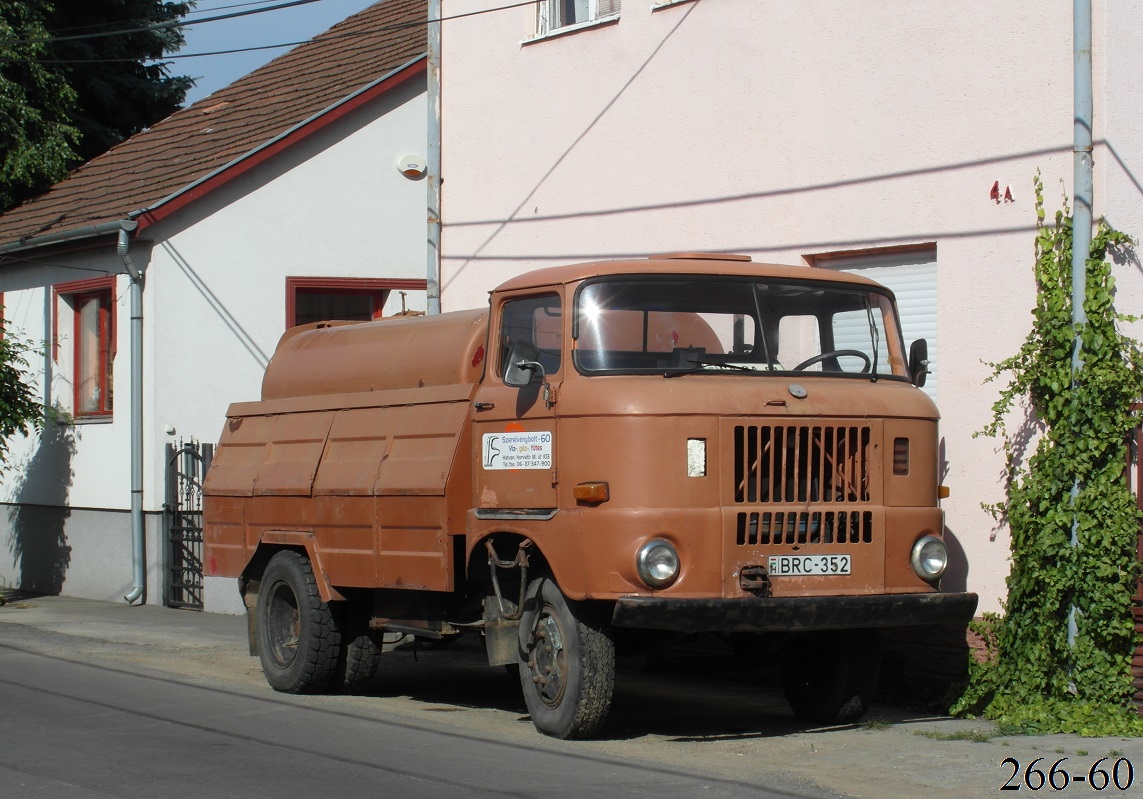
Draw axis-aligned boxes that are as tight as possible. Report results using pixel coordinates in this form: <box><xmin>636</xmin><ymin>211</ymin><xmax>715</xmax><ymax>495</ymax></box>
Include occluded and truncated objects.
<box><xmin>163</xmin><ymin>440</ymin><xmax>213</xmax><ymax>610</ymax></box>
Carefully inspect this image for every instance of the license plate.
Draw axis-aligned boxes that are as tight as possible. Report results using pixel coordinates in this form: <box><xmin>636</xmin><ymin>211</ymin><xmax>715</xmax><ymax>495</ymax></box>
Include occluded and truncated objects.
<box><xmin>768</xmin><ymin>554</ymin><xmax>851</xmax><ymax>576</ymax></box>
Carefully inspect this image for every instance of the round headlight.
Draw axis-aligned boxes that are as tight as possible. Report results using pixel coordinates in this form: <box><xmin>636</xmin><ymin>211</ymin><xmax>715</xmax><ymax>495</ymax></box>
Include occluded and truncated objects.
<box><xmin>636</xmin><ymin>539</ymin><xmax>680</xmax><ymax>588</ymax></box>
<box><xmin>910</xmin><ymin>535</ymin><xmax>948</xmax><ymax>582</ymax></box>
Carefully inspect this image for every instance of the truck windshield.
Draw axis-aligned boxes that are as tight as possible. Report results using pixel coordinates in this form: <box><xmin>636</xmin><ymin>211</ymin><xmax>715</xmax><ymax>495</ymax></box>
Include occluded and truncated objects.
<box><xmin>573</xmin><ymin>276</ymin><xmax>906</xmax><ymax>379</ymax></box>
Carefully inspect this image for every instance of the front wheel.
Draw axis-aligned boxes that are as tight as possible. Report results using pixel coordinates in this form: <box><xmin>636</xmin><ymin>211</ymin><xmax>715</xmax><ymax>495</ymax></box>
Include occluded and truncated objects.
<box><xmin>781</xmin><ymin>629</ymin><xmax>880</xmax><ymax>724</ymax></box>
<box><xmin>517</xmin><ymin>577</ymin><xmax>615</xmax><ymax>739</ymax></box>
<box><xmin>256</xmin><ymin>550</ymin><xmax>342</xmax><ymax>694</ymax></box>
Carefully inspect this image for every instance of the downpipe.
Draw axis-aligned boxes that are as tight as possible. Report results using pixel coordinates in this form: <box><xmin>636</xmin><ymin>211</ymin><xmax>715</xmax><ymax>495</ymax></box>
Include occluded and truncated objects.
<box><xmin>426</xmin><ymin>0</ymin><xmax>442</xmax><ymax>314</ymax></box>
<box><xmin>118</xmin><ymin>227</ymin><xmax>146</xmax><ymax>605</ymax></box>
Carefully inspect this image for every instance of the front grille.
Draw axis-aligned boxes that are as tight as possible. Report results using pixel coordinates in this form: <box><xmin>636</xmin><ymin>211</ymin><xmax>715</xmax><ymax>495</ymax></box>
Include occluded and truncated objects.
<box><xmin>735</xmin><ymin>509</ymin><xmax>873</xmax><ymax>546</ymax></box>
<box><xmin>733</xmin><ymin>424</ymin><xmax>871</xmax><ymax>504</ymax></box>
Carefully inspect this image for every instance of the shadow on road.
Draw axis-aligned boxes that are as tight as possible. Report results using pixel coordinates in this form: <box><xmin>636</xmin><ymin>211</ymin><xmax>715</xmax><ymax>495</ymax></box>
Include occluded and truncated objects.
<box><xmin>355</xmin><ymin>634</ymin><xmax>938</xmax><ymax>742</ymax></box>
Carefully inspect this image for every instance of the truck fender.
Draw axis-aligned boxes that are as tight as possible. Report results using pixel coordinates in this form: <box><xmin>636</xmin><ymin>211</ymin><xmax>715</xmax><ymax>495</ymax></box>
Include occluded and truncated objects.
<box><xmin>246</xmin><ymin>531</ymin><xmax>346</xmax><ymax>605</ymax></box>
<box><xmin>468</xmin><ymin>533</ymin><xmax>566</xmax><ymax>598</ymax></box>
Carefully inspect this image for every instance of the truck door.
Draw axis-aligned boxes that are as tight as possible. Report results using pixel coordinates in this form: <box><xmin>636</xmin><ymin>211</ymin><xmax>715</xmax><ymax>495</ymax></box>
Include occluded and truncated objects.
<box><xmin>472</xmin><ymin>292</ymin><xmax>562</xmax><ymax>514</ymax></box>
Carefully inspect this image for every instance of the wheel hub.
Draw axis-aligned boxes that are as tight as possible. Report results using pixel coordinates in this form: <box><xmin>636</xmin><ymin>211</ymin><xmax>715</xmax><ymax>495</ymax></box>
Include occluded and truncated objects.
<box><xmin>528</xmin><ymin>611</ymin><xmax>566</xmax><ymax>707</ymax></box>
<box><xmin>266</xmin><ymin>582</ymin><xmax>300</xmax><ymax>668</ymax></box>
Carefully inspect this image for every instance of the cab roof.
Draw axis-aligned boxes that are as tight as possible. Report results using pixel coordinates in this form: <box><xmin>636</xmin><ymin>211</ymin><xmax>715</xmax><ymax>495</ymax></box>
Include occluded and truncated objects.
<box><xmin>491</xmin><ymin>253</ymin><xmax>888</xmax><ymax>294</ymax></box>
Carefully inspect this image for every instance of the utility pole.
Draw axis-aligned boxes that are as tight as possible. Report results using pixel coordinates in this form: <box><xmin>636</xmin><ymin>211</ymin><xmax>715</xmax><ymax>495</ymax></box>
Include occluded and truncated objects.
<box><xmin>1068</xmin><ymin>0</ymin><xmax>1093</xmax><ymax>650</ymax></box>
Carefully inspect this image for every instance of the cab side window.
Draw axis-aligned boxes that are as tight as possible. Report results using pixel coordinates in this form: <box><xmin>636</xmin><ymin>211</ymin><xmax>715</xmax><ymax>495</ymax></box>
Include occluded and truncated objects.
<box><xmin>499</xmin><ymin>294</ymin><xmax>562</xmax><ymax>381</ymax></box>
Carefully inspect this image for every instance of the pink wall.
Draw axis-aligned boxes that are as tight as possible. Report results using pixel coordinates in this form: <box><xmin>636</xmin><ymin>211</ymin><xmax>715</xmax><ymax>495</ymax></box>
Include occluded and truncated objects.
<box><xmin>440</xmin><ymin>0</ymin><xmax>1143</xmax><ymax>613</ymax></box>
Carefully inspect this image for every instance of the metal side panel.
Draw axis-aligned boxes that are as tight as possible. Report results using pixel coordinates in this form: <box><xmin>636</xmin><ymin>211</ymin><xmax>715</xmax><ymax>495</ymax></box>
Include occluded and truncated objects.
<box><xmin>312</xmin><ymin>407</ymin><xmax>393</xmax><ymax>496</ymax></box>
<box><xmin>202</xmin><ymin>415</ymin><xmax>276</xmax><ymax>497</ymax></box>
<box><xmin>252</xmin><ymin>412</ymin><xmax>335</xmax><ymax>496</ymax></box>
<box><xmin>374</xmin><ymin>402</ymin><xmax>471</xmax><ymax>496</ymax></box>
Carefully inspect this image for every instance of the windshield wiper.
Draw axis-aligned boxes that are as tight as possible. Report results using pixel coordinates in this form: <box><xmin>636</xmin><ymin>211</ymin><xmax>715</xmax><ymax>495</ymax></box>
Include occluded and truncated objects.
<box><xmin>664</xmin><ymin>359</ymin><xmax>757</xmax><ymax>378</ymax></box>
<box><xmin>865</xmin><ymin>299</ymin><xmax>880</xmax><ymax>383</ymax></box>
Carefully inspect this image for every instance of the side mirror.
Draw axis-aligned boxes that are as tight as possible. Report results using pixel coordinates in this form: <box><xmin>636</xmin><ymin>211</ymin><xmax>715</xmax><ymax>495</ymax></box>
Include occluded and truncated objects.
<box><xmin>504</xmin><ymin>341</ymin><xmax>542</xmax><ymax>387</ymax></box>
<box><xmin>909</xmin><ymin>338</ymin><xmax>930</xmax><ymax>387</ymax></box>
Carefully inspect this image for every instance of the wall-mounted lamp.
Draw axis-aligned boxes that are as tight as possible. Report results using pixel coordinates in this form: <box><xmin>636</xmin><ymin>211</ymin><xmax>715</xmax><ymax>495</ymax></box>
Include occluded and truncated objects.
<box><xmin>397</xmin><ymin>154</ymin><xmax>427</xmax><ymax>178</ymax></box>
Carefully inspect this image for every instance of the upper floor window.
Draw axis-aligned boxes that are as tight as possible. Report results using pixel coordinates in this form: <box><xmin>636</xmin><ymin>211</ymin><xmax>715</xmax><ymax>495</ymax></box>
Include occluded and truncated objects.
<box><xmin>285</xmin><ymin>277</ymin><xmax>427</xmax><ymax>329</ymax></box>
<box><xmin>536</xmin><ymin>0</ymin><xmax>620</xmax><ymax>36</ymax></box>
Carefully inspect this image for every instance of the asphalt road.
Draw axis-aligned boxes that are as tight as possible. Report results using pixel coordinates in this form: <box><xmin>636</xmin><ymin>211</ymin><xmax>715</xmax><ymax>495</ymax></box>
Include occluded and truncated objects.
<box><xmin>3</xmin><ymin>596</ymin><xmax>1142</xmax><ymax>799</ymax></box>
<box><xmin>0</xmin><ymin>623</ymin><xmax>837</xmax><ymax>799</ymax></box>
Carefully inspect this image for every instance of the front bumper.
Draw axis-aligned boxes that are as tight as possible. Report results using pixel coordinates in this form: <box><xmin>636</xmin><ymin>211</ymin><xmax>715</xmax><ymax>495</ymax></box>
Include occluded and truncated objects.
<box><xmin>611</xmin><ymin>591</ymin><xmax>979</xmax><ymax>633</ymax></box>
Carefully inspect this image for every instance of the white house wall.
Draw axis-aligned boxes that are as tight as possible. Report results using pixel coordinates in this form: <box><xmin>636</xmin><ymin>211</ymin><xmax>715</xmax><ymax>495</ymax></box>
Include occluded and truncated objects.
<box><xmin>439</xmin><ymin>1</ymin><xmax>1143</xmax><ymax>613</ymax></box>
<box><xmin>0</xmin><ymin>258</ymin><xmax>146</xmax><ymax>602</ymax></box>
<box><xmin>147</xmin><ymin>77</ymin><xmax>428</xmax><ymax>466</ymax></box>
<box><xmin>0</xmin><ymin>78</ymin><xmax>427</xmax><ymax>606</ymax></box>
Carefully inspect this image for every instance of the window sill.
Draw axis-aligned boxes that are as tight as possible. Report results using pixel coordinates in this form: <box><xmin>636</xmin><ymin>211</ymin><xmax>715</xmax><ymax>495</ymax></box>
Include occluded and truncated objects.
<box><xmin>522</xmin><ymin>13</ymin><xmax>620</xmax><ymax>45</ymax></box>
<box><xmin>71</xmin><ymin>415</ymin><xmax>114</xmax><ymax>426</ymax></box>
<box><xmin>652</xmin><ymin>0</ymin><xmax>696</xmax><ymax>8</ymax></box>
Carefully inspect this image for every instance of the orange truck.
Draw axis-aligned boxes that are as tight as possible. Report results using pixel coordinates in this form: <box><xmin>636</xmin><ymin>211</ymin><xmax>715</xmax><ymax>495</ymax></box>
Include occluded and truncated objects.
<box><xmin>203</xmin><ymin>253</ymin><xmax>977</xmax><ymax>738</ymax></box>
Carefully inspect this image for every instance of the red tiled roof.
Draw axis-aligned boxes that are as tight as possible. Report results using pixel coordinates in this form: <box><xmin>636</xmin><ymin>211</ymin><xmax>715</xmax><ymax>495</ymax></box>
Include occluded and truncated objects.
<box><xmin>0</xmin><ymin>0</ymin><xmax>426</xmax><ymax>248</ymax></box>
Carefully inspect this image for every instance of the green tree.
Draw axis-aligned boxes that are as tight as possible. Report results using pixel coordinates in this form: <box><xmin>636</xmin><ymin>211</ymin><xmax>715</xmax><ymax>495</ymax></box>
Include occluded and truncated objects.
<box><xmin>0</xmin><ymin>1</ymin><xmax>194</xmax><ymax>210</ymax></box>
<box><xmin>0</xmin><ymin>0</ymin><xmax>80</xmax><ymax>210</ymax></box>
<box><xmin>0</xmin><ymin>322</ymin><xmax>45</xmax><ymax>469</ymax></box>
<box><xmin>43</xmin><ymin>0</ymin><xmax>194</xmax><ymax>163</ymax></box>
<box><xmin>955</xmin><ymin>174</ymin><xmax>1143</xmax><ymax>736</ymax></box>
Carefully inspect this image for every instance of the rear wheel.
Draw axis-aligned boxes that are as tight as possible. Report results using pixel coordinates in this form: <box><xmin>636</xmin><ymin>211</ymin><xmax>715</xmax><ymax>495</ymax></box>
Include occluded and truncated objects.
<box><xmin>256</xmin><ymin>550</ymin><xmax>342</xmax><ymax>693</ymax></box>
<box><xmin>517</xmin><ymin>577</ymin><xmax>615</xmax><ymax>739</ymax></box>
<box><xmin>781</xmin><ymin>629</ymin><xmax>880</xmax><ymax>724</ymax></box>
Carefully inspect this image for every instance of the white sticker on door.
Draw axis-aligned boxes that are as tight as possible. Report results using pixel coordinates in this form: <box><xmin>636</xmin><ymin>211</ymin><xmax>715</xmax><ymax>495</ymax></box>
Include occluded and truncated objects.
<box><xmin>482</xmin><ymin>431</ymin><xmax>552</xmax><ymax>470</ymax></box>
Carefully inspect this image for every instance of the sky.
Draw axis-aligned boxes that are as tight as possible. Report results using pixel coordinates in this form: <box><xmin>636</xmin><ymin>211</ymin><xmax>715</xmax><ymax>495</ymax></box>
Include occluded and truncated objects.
<box><xmin>177</xmin><ymin>0</ymin><xmax>380</xmax><ymax>105</ymax></box>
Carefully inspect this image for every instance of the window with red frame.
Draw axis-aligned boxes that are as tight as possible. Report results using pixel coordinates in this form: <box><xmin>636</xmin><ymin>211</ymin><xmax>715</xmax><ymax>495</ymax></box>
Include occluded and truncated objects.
<box><xmin>285</xmin><ymin>278</ymin><xmax>427</xmax><ymax>329</ymax></box>
<box><xmin>55</xmin><ymin>278</ymin><xmax>115</xmax><ymax>418</ymax></box>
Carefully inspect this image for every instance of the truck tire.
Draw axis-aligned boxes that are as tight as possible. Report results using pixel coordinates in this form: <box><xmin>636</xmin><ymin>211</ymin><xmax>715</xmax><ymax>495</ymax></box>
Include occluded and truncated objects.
<box><xmin>517</xmin><ymin>576</ymin><xmax>615</xmax><ymax>739</ymax></box>
<box><xmin>781</xmin><ymin>629</ymin><xmax>880</xmax><ymax>725</ymax></box>
<box><xmin>336</xmin><ymin>610</ymin><xmax>383</xmax><ymax>694</ymax></box>
<box><xmin>256</xmin><ymin>550</ymin><xmax>342</xmax><ymax>694</ymax></box>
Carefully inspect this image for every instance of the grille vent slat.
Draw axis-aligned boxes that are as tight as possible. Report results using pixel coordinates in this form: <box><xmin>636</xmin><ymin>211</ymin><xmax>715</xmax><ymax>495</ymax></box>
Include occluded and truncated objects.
<box><xmin>734</xmin><ymin>510</ymin><xmax>874</xmax><ymax>546</ymax></box>
<box><xmin>732</xmin><ymin>424</ymin><xmax>873</xmax><ymax>548</ymax></box>
<box><xmin>734</xmin><ymin>424</ymin><xmax>870</xmax><ymax>504</ymax></box>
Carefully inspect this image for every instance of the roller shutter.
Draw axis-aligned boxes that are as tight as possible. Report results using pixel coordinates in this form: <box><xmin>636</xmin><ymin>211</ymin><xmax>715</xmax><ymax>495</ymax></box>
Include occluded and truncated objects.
<box><xmin>820</xmin><ymin>249</ymin><xmax>938</xmax><ymax>400</ymax></box>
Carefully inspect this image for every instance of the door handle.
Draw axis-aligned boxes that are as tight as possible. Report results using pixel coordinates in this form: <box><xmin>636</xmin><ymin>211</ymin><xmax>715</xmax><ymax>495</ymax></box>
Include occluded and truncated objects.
<box><xmin>474</xmin><ymin>401</ymin><xmax>495</xmax><ymax>411</ymax></box>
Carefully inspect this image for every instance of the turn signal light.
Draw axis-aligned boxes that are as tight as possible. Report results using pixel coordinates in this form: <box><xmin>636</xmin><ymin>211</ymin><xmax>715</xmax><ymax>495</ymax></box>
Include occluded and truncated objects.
<box><xmin>938</xmin><ymin>485</ymin><xmax>950</xmax><ymax>499</ymax></box>
<box><xmin>573</xmin><ymin>481</ymin><xmax>610</xmax><ymax>503</ymax></box>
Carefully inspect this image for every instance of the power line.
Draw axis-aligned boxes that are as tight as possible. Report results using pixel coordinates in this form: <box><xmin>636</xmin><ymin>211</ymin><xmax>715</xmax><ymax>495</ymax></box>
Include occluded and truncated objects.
<box><xmin>36</xmin><ymin>32</ymin><xmax>360</xmax><ymax>64</ymax></box>
<box><xmin>0</xmin><ymin>0</ymin><xmax>325</xmax><ymax>47</ymax></box>
<box><xmin>184</xmin><ymin>0</ymin><xmax>295</xmax><ymax>15</ymax></box>
<box><xmin>1</xmin><ymin>1</ymin><xmax>537</xmax><ymax>65</ymax></box>
<box><xmin>30</xmin><ymin>0</ymin><xmax>285</xmax><ymax>39</ymax></box>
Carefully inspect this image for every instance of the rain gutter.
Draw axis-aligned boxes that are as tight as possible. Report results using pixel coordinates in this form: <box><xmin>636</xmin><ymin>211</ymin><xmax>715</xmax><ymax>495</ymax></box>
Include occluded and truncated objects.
<box><xmin>0</xmin><ymin>219</ymin><xmax>137</xmax><ymax>256</ymax></box>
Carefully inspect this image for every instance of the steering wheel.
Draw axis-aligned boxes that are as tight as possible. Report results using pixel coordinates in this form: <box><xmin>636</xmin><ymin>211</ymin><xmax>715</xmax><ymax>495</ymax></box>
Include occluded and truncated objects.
<box><xmin>793</xmin><ymin>349</ymin><xmax>872</xmax><ymax>373</ymax></box>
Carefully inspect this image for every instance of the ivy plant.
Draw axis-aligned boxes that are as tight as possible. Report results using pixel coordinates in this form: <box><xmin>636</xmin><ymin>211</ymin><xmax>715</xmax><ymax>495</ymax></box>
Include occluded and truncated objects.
<box><xmin>953</xmin><ymin>174</ymin><xmax>1143</xmax><ymax>736</ymax></box>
